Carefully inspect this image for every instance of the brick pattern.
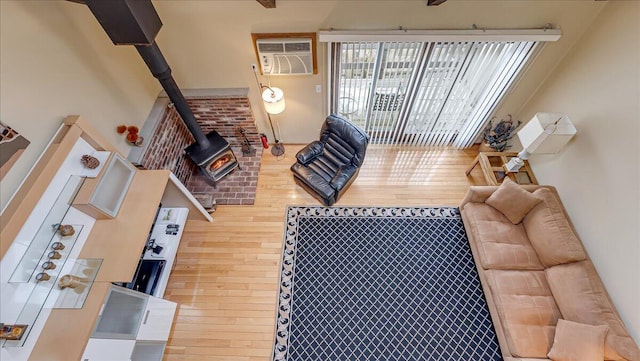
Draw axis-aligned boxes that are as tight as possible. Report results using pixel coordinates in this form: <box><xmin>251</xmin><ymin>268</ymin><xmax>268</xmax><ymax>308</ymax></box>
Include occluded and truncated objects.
<box><xmin>140</xmin><ymin>96</ymin><xmax>262</xmax><ymax>205</ymax></box>
<box><xmin>188</xmin><ymin>146</ymin><xmax>262</xmax><ymax>205</ymax></box>
<box><xmin>189</xmin><ymin>97</ymin><xmax>261</xmax><ymax>147</ymax></box>
<box><xmin>140</xmin><ymin>107</ymin><xmax>196</xmax><ymax>185</ymax></box>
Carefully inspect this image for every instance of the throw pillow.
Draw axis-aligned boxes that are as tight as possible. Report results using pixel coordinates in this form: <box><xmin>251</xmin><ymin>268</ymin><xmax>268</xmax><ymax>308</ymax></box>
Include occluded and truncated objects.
<box><xmin>547</xmin><ymin>319</ymin><xmax>608</xmax><ymax>361</ymax></box>
<box><xmin>485</xmin><ymin>177</ymin><xmax>542</xmax><ymax>224</ymax></box>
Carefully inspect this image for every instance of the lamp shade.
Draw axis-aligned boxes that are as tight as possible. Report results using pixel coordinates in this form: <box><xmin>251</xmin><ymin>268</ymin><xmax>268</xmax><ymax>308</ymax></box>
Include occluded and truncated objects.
<box><xmin>517</xmin><ymin>112</ymin><xmax>576</xmax><ymax>154</ymax></box>
<box><xmin>262</xmin><ymin>87</ymin><xmax>286</xmax><ymax>114</ymax></box>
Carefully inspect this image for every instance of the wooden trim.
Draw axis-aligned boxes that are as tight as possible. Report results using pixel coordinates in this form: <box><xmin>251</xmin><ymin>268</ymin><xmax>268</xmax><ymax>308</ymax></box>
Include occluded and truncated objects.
<box><xmin>251</xmin><ymin>32</ymin><xmax>318</xmax><ymax>75</ymax></box>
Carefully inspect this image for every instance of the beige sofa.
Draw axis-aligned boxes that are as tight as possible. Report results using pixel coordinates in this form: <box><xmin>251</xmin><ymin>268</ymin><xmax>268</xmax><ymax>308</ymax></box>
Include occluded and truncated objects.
<box><xmin>459</xmin><ymin>181</ymin><xmax>640</xmax><ymax>361</ymax></box>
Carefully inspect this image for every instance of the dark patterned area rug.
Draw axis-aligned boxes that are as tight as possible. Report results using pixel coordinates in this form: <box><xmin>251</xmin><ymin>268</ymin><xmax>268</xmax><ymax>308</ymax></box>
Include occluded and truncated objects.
<box><xmin>273</xmin><ymin>206</ymin><xmax>501</xmax><ymax>361</ymax></box>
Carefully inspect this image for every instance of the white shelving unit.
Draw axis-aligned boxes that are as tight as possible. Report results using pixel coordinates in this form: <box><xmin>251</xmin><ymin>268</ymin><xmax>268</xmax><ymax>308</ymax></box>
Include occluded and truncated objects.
<box><xmin>0</xmin><ymin>116</ymin><xmax>212</xmax><ymax>361</ymax></box>
<box><xmin>142</xmin><ymin>207</ymin><xmax>188</xmax><ymax>298</ymax></box>
<box><xmin>81</xmin><ymin>207</ymin><xmax>188</xmax><ymax>360</ymax></box>
<box><xmin>82</xmin><ymin>285</ymin><xmax>177</xmax><ymax>361</ymax></box>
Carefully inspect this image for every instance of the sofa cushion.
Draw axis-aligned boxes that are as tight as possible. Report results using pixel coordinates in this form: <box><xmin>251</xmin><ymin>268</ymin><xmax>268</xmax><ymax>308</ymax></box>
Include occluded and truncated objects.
<box><xmin>486</xmin><ymin>177</ymin><xmax>542</xmax><ymax>224</ymax></box>
<box><xmin>547</xmin><ymin>319</ymin><xmax>608</xmax><ymax>361</ymax></box>
<box><xmin>546</xmin><ymin>261</ymin><xmax>640</xmax><ymax>361</ymax></box>
<box><xmin>523</xmin><ymin>188</ymin><xmax>586</xmax><ymax>267</ymax></box>
<box><xmin>485</xmin><ymin>270</ymin><xmax>562</xmax><ymax>358</ymax></box>
<box><xmin>464</xmin><ymin>203</ymin><xmax>543</xmax><ymax>270</ymax></box>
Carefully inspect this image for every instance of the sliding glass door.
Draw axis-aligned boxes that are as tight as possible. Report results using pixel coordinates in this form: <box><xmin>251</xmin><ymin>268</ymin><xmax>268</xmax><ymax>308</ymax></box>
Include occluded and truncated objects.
<box><xmin>334</xmin><ymin>41</ymin><xmax>422</xmax><ymax>143</ymax></box>
<box><xmin>331</xmin><ymin>40</ymin><xmax>539</xmax><ymax>147</ymax></box>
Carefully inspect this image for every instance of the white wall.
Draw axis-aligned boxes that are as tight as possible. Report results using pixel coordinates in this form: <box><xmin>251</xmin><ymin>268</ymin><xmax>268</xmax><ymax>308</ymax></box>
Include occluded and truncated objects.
<box><xmin>518</xmin><ymin>1</ymin><xmax>640</xmax><ymax>342</ymax></box>
<box><xmin>151</xmin><ymin>0</ymin><xmax>605</xmax><ymax>145</ymax></box>
<box><xmin>1</xmin><ymin>0</ymin><xmax>606</xmax><ymax>210</ymax></box>
<box><xmin>0</xmin><ymin>1</ymin><xmax>159</xmax><ymax>209</ymax></box>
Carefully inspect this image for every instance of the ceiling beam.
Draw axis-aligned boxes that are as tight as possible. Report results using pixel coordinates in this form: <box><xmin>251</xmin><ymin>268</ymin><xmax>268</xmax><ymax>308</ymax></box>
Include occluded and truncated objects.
<box><xmin>256</xmin><ymin>0</ymin><xmax>276</xmax><ymax>9</ymax></box>
<box><xmin>427</xmin><ymin>0</ymin><xmax>447</xmax><ymax>6</ymax></box>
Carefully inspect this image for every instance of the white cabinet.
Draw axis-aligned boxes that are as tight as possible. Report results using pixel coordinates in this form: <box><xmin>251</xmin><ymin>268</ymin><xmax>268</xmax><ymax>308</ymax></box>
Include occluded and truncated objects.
<box><xmin>136</xmin><ymin>295</ymin><xmax>177</xmax><ymax>341</ymax></box>
<box><xmin>130</xmin><ymin>341</ymin><xmax>167</xmax><ymax>361</ymax></box>
<box><xmin>93</xmin><ymin>286</ymin><xmax>148</xmax><ymax>339</ymax></box>
<box><xmin>82</xmin><ymin>339</ymin><xmax>135</xmax><ymax>361</ymax></box>
<box><xmin>82</xmin><ymin>285</ymin><xmax>177</xmax><ymax>361</ymax></box>
<box><xmin>85</xmin><ymin>339</ymin><xmax>168</xmax><ymax>361</ymax></box>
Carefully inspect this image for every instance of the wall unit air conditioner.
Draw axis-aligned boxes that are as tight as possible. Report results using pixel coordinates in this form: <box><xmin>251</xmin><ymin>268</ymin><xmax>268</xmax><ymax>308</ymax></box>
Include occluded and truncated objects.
<box><xmin>256</xmin><ymin>38</ymin><xmax>314</xmax><ymax>76</ymax></box>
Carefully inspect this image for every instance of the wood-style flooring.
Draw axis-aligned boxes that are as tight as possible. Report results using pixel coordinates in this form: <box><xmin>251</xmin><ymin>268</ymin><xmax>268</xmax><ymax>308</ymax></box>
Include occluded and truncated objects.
<box><xmin>163</xmin><ymin>144</ymin><xmax>485</xmax><ymax>360</ymax></box>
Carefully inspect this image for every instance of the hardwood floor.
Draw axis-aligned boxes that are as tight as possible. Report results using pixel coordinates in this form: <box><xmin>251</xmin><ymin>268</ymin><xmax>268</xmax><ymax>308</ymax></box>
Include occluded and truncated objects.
<box><xmin>163</xmin><ymin>144</ymin><xmax>485</xmax><ymax>360</ymax></box>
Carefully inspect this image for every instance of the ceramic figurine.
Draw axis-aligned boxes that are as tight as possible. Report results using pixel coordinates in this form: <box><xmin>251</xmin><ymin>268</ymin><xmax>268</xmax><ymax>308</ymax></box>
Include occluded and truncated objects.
<box><xmin>58</xmin><ymin>274</ymin><xmax>86</xmax><ymax>290</ymax></box>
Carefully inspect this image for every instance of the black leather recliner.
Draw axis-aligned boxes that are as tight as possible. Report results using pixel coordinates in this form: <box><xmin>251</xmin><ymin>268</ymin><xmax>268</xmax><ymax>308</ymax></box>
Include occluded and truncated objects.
<box><xmin>291</xmin><ymin>115</ymin><xmax>370</xmax><ymax>206</ymax></box>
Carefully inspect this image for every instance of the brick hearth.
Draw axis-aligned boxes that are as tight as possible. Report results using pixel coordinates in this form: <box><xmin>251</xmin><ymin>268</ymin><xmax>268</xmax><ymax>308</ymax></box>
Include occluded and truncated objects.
<box><xmin>187</xmin><ymin>146</ymin><xmax>262</xmax><ymax>205</ymax></box>
<box><xmin>130</xmin><ymin>88</ymin><xmax>262</xmax><ymax>205</ymax></box>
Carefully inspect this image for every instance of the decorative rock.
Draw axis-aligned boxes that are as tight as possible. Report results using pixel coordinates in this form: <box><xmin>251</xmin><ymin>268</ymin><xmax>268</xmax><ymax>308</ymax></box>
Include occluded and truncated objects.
<box><xmin>81</xmin><ymin>154</ymin><xmax>100</xmax><ymax>169</ymax></box>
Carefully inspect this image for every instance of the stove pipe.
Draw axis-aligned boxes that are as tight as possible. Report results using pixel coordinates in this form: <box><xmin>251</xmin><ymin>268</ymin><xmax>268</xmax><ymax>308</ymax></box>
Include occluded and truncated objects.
<box><xmin>135</xmin><ymin>42</ymin><xmax>210</xmax><ymax>150</ymax></box>
<box><xmin>83</xmin><ymin>0</ymin><xmax>210</xmax><ymax>151</ymax></box>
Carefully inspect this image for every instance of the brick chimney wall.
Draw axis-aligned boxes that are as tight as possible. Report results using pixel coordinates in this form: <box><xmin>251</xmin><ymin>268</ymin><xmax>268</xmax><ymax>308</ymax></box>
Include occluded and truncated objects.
<box><xmin>139</xmin><ymin>107</ymin><xmax>196</xmax><ymax>185</ymax></box>
<box><xmin>137</xmin><ymin>91</ymin><xmax>261</xmax><ymax>188</ymax></box>
<box><xmin>191</xmin><ymin>97</ymin><xmax>261</xmax><ymax>147</ymax></box>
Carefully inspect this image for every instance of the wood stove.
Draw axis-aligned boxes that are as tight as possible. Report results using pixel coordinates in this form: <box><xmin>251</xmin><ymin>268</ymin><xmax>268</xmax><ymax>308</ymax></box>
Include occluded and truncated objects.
<box><xmin>185</xmin><ymin>131</ymin><xmax>238</xmax><ymax>182</ymax></box>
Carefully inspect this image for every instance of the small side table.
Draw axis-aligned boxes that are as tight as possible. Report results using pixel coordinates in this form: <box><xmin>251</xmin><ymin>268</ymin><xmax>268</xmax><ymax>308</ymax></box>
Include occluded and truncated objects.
<box><xmin>466</xmin><ymin>151</ymin><xmax>538</xmax><ymax>186</ymax></box>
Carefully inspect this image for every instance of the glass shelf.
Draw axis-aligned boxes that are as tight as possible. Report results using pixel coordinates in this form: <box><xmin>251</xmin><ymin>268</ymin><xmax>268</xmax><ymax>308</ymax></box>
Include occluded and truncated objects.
<box><xmin>52</xmin><ymin>258</ymin><xmax>102</xmax><ymax>309</ymax></box>
<box><xmin>9</xmin><ymin>176</ymin><xmax>85</xmax><ymax>283</ymax></box>
<box><xmin>2</xmin><ymin>175</ymin><xmax>103</xmax><ymax>348</ymax></box>
<box><xmin>8</xmin><ymin>225</ymin><xmax>84</xmax><ymax>284</ymax></box>
<box><xmin>1</xmin><ymin>258</ymin><xmax>103</xmax><ymax>348</ymax></box>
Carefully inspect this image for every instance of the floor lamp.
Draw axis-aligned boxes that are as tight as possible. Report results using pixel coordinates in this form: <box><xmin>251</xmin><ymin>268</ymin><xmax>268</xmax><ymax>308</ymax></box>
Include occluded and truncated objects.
<box><xmin>253</xmin><ymin>69</ymin><xmax>286</xmax><ymax>156</ymax></box>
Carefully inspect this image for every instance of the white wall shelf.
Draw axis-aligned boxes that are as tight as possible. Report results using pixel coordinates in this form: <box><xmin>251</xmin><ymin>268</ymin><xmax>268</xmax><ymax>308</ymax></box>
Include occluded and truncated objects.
<box><xmin>0</xmin><ymin>116</ymin><xmax>212</xmax><ymax>361</ymax></box>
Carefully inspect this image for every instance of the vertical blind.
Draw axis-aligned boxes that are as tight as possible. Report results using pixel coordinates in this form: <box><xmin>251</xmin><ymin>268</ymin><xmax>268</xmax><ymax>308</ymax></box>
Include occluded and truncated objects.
<box><xmin>330</xmin><ymin>40</ymin><xmax>539</xmax><ymax>148</ymax></box>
